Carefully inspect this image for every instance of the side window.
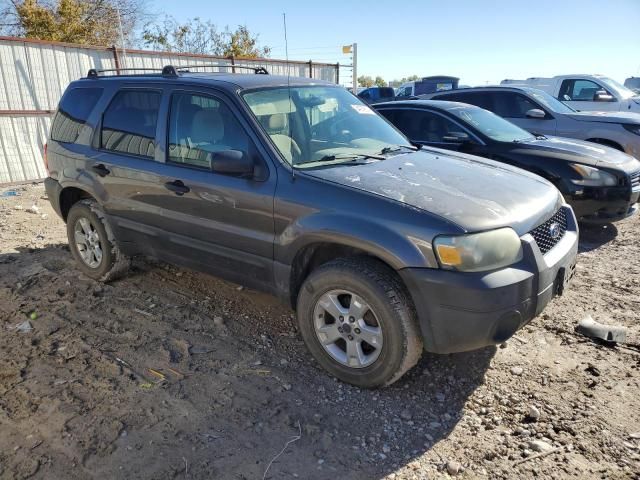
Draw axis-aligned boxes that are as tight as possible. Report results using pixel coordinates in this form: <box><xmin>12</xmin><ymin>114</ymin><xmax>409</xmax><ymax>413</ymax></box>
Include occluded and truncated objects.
<box><xmin>51</xmin><ymin>88</ymin><xmax>103</xmax><ymax>143</ymax></box>
<box><xmin>359</xmin><ymin>90</ymin><xmax>371</xmax><ymax>100</ymax></box>
<box><xmin>168</xmin><ymin>92</ymin><xmax>249</xmax><ymax>169</ymax></box>
<box><xmin>559</xmin><ymin>79</ymin><xmax>607</xmax><ymax>101</ymax></box>
<box><xmin>101</xmin><ymin>90</ymin><xmax>161</xmax><ymax>158</ymax></box>
<box><xmin>393</xmin><ymin>109</ymin><xmax>463</xmax><ymax>143</ymax></box>
<box><xmin>436</xmin><ymin>92</ymin><xmax>493</xmax><ymax>111</ymax></box>
<box><xmin>491</xmin><ymin>92</ymin><xmax>540</xmax><ymax>118</ymax></box>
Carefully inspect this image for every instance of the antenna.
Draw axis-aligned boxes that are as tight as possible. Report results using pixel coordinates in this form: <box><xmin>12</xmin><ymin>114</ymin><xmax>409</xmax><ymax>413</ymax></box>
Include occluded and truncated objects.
<box><xmin>283</xmin><ymin>12</ymin><xmax>295</xmax><ymax>180</ymax></box>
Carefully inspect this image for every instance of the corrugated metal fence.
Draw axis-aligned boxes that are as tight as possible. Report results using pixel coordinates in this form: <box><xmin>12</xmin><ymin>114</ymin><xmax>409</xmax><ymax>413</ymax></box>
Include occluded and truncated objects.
<box><xmin>0</xmin><ymin>36</ymin><xmax>339</xmax><ymax>184</ymax></box>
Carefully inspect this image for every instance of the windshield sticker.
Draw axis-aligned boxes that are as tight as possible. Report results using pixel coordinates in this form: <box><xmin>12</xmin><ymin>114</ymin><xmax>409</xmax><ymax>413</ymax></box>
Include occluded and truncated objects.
<box><xmin>351</xmin><ymin>104</ymin><xmax>375</xmax><ymax>115</ymax></box>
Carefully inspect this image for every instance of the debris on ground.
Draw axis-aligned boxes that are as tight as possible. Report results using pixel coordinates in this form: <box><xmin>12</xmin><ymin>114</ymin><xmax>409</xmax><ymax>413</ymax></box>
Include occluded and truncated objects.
<box><xmin>575</xmin><ymin>315</ymin><xmax>628</xmax><ymax>343</ymax></box>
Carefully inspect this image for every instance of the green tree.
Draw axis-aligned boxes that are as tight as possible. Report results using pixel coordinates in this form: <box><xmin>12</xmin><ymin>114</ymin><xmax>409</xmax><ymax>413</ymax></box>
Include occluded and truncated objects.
<box><xmin>357</xmin><ymin>75</ymin><xmax>374</xmax><ymax>88</ymax></box>
<box><xmin>142</xmin><ymin>17</ymin><xmax>270</xmax><ymax>57</ymax></box>
<box><xmin>374</xmin><ymin>76</ymin><xmax>386</xmax><ymax>87</ymax></box>
<box><xmin>1</xmin><ymin>0</ymin><xmax>144</xmax><ymax>46</ymax></box>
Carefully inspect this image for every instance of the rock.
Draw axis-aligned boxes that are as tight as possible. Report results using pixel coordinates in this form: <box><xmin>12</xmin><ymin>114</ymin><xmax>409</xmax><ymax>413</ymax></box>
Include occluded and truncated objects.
<box><xmin>527</xmin><ymin>405</ymin><xmax>541</xmax><ymax>421</ymax></box>
<box><xmin>510</xmin><ymin>366</ymin><xmax>524</xmax><ymax>376</ymax></box>
<box><xmin>283</xmin><ymin>383</ymin><xmax>292</xmax><ymax>391</ymax></box>
<box><xmin>400</xmin><ymin>410</ymin><xmax>412</xmax><ymax>421</ymax></box>
<box><xmin>213</xmin><ymin>316</ymin><xmax>225</xmax><ymax>327</ymax></box>
<box><xmin>446</xmin><ymin>460</ymin><xmax>461</xmax><ymax>475</ymax></box>
<box><xmin>382</xmin><ymin>444</ymin><xmax>391</xmax><ymax>453</ymax></box>
<box><xmin>528</xmin><ymin>440</ymin><xmax>553</xmax><ymax>453</ymax></box>
<box><xmin>408</xmin><ymin>460</ymin><xmax>420</xmax><ymax>470</ymax></box>
<box><xmin>630</xmin><ymin>432</ymin><xmax>640</xmax><ymax>439</ymax></box>
<box><xmin>16</xmin><ymin>320</ymin><xmax>33</xmax><ymax>333</ymax></box>
<box><xmin>26</xmin><ymin>205</ymin><xmax>40</xmax><ymax>214</ymax></box>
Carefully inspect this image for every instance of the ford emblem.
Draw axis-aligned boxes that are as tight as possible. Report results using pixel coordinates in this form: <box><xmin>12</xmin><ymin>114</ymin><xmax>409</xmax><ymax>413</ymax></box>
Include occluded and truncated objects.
<box><xmin>549</xmin><ymin>222</ymin><xmax>561</xmax><ymax>240</ymax></box>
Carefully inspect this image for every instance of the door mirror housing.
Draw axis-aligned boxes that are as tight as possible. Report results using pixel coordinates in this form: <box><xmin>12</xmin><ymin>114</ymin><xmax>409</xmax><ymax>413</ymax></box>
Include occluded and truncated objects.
<box><xmin>211</xmin><ymin>150</ymin><xmax>254</xmax><ymax>176</ymax></box>
<box><xmin>442</xmin><ymin>132</ymin><xmax>470</xmax><ymax>143</ymax></box>
<box><xmin>526</xmin><ymin>108</ymin><xmax>546</xmax><ymax>119</ymax></box>
<box><xmin>594</xmin><ymin>90</ymin><xmax>615</xmax><ymax>102</ymax></box>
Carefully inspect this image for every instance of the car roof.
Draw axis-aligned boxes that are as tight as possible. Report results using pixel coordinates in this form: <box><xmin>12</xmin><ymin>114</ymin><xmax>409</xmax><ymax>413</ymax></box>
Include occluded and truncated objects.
<box><xmin>374</xmin><ymin>99</ymin><xmax>480</xmax><ymax>111</ymax></box>
<box><xmin>74</xmin><ymin>72</ymin><xmax>336</xmax><ymax>91</ymax></box>
<box><xmin>425</xmin><ymin>86</ymin><xmax>542</xmax><ymax>95</ymax></box>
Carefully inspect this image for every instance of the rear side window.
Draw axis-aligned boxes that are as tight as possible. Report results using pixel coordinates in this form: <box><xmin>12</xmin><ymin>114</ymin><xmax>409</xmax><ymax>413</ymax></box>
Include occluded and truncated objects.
<box><xmin>50</xmin><ymin>88</ymin><xmax>103</xmax><ymax>143</ymax></box>
<box><xmin>101</xmin><ymin>90</ymin><xmax>161</xmax><ymax>158</ymax></box>
<box><xmin>434</xmin><ymin>91</ymin><xmax>493</xmax><ymax>111</ymax></box>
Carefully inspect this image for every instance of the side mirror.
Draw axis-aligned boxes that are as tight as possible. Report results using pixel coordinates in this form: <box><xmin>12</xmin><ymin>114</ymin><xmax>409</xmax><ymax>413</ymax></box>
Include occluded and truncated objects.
<box><xmin>442</xmin><ymin>132</ymin><xmax>470</xmax><ymax>143</ymax></box>
<box><xmin>211</xmin><ymin>150</ymin><xmax>254</xmax><ymax>176</ymax></box>
<box><xmin>526</xmin><ymin>108</ymin><xmax>546</xmax><ymax>119</ymax></box>
<box><xmin>594</xmin><ymin>90</ymin><xmax>614</xmax><ymax>102</ymax></box>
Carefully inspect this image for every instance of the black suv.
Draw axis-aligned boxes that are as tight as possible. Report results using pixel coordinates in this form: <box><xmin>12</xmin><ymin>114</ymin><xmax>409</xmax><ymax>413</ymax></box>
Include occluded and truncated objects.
<box><xmin>45</xmin><ymin>66</ymin><xmax>578</xmax><ymax>387</ymax></box>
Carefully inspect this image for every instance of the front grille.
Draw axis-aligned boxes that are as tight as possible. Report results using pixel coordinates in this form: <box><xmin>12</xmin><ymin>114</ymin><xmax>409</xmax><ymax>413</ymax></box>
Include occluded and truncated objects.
<box><xmin>529</xmin><ymin>208</ymin><xmax>567</xmax><ymax>255</ymax></box>
<box><xmin>630</xmin><ymin>170</ymin><xmax>640</xmax><ymax>190</ymax></box>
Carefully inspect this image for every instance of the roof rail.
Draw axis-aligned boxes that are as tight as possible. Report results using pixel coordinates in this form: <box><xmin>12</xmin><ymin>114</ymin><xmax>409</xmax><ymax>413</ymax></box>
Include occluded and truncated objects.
<box><xmin>87</xmin><ymin>66</ymin><xmax>178</xmax><ymax>78</ymax></box>
<box><xmin>87</xmin><ymin>64</ymin><xmax>268</xmax><ymax>79</ymax></box>
<box><xmin>173</xmin><ymin>64</ymin><xmax>269</xmax><ymax>75</ymax></box>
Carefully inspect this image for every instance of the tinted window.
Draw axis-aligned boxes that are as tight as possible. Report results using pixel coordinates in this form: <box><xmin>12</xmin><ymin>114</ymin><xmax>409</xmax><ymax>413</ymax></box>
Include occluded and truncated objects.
<box><xmin>168</xmin><ymin>92</ymin><xmax>249</xmax><ymax>169</ymax></box>
<box><xmin>391</xmin><ymin>109</ymin><xmax>463</xmax><ymax>142</ymax></box>
<box><xmin>50</xmin><ymin>88</ymin><xmax>103</xmax><ymax>143</ymax></box>
<box><xmin>559</xmin><ymin>79</ymin><xmax>608</xmax><ymax>101</ymax></box>
<box><xmin>101</xmin><ymin>90</ymin><xmax>161</xmax><ymax>158</ymax></box>
<box><xmin>492</xmin><ymin>92</ymin><xmax>540</xmax><ymax>118</ymax></box>
<box><xmin>434</xmin><ymin>91</ymin><xmax>493</xmax><ymax>110</ymax></box>
<box><xmin>379</xmin><ymin>88</ymin><xmax>395</xmax><ymax>98</ymax></box>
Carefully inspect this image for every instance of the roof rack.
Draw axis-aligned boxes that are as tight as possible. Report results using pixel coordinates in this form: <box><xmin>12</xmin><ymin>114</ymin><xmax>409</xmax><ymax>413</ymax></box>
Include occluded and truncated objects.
<box><xmin>86</xmin><ymin>64</ymin><xmax>268</xmax><ymax>78</ymax></box>
<box><xmin>173</xmin><ymin>64</ymin><xmax>269</xmax><ymax>75</ymax></box>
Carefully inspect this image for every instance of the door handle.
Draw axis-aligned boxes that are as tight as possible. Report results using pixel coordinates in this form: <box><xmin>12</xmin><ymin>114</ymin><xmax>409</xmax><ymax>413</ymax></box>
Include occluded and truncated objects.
<box><xmin>91</xmin><ymin>164</ymin><xmax>111</xmax><ymax>177</ymax></box>
<box><xmin>164</xmin><ymin>180</ymin><xmax>190</xmax><ymax>196</ymax></box>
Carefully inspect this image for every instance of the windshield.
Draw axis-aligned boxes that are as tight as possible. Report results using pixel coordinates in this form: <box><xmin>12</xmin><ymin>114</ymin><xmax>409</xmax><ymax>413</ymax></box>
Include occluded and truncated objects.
<box><xmin>599</xmin><ymin>77</ymin><xmax>639</xmax><ymax>99</ymax></box>
<box><xmin>242</xmin><ymin>86</ymin><xmax>411</xmax><ymax>167</ymax></box>
<box><xmin>450</xmin><ymin>106</ymin><xmax>535</xmax><ymax>142</ymax></box>
<box><xmin>526</xmin><ymin>89</ymin><xmax>575</xmax><ymax>113</ymax></box>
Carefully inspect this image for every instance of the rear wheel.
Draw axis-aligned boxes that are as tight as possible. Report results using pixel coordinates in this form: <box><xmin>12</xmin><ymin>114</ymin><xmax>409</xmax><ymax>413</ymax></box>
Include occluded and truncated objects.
<box><xmin>66</xmin><ymin>200</ymin><xmax>130</xmax><ymax>282</ymax></box>
<box><xmin>297</xmin><ymin>257</ymin><xmax>422</xmax><ymax>388</ymax></box>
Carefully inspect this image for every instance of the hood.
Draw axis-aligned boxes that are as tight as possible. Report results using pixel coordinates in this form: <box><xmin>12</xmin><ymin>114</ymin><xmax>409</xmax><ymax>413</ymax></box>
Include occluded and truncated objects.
<box><xmin>304</xmin><ymin>149</ymin><xmax>562</xmax><ymax>235</ymax></box>
<box><xmin>516</xmin><ymin>136</ymin><xmax>640</xmax><ymax>170</ymax></box>
<box><xmin>567</xmin><ymin>110</ymin><xmax>640</xmax><ymax>124</ymax></box>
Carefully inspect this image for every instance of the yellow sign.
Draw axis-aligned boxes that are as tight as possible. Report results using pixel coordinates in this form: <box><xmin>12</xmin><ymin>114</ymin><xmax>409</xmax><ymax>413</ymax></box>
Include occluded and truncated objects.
<box><xmin>342</xmin><ymin>45</ymin><xmax>352</xmax><ymax>54</ymax></box>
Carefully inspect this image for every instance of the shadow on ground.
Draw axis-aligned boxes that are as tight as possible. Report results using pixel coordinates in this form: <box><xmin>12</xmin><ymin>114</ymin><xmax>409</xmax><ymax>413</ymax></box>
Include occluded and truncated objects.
<box><xmin>578</xmin><ymin>222</ymin><xmax>618</xmax><ymax>253</ymax></box>
<box><xmin>0</xmin><ymin>245</ymin><xmax>494</xmax><ymax>479</ymax></box>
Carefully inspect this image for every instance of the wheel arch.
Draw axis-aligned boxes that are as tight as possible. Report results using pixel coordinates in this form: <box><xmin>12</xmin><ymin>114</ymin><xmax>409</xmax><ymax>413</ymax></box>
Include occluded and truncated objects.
<box><xmin>59</xmin><ymin>186</ymin><xmax>97</xmax><ymax>222</ymax></box>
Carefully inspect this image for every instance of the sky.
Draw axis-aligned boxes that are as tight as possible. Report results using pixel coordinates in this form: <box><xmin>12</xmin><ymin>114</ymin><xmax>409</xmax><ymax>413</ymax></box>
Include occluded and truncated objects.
<box><xmin>149</xmin><ymin>0</ymin><xmax>640</xmax><ymax>87</ymax></box>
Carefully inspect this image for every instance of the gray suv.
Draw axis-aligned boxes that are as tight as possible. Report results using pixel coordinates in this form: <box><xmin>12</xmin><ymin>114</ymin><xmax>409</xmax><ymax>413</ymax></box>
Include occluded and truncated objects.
<box><xmin>424</xmin><ymin>86</ymin><xmax>640</xmax><ymax>159</ymax></box>
<box><xmin>44</xmin><ymin>66</ymin><xmax>578</xmax><ymax>387</ymax></box>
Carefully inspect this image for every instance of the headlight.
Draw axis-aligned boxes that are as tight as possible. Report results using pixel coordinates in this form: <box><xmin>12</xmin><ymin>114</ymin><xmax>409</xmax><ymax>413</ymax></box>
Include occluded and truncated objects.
<box><xmin>433</xmin><ymin>228</ymin><xmax>523</xmax><ymax>272</ymax></box>
<box><xmin>569</xmin><ymin>164</ymin><xmax>617</xmax><ymax>187</ymax></box>
<box><xmin>623</xmin><ymin>124</ymin><xmax>640</xmax><ymax>135</ymax></box>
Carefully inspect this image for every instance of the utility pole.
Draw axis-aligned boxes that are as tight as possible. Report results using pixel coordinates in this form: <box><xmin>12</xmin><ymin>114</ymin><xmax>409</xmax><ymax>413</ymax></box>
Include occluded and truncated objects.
<box><xmin>352</xmin><ymin>42</ymin><xmax>358</xmax><ymax>92</ymax></box>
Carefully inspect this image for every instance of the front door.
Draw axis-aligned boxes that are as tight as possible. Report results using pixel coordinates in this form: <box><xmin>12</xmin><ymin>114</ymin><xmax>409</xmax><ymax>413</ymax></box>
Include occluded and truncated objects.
<box><xmin>558</xmin><ymin>78</ymin><xmax>619</xmax><ymax>112</ymax></box>
<box><xmin>150</xmin><ymin>88</ymin><xmax>277</xmax><ymax>291</ymax></box>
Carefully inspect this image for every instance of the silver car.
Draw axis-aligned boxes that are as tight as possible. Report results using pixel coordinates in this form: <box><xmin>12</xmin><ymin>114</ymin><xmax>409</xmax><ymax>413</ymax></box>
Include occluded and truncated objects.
<box><xmin>423</xmin><ymin>86</ymin><xmax>640</xmax><ymax>159</ymax></box>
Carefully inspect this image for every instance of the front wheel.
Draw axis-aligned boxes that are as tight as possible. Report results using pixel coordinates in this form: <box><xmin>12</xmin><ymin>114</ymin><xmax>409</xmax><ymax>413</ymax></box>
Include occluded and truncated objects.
<box><xmin>297</xmin><ymin>257</ymin><xmax>422</xmax><ymax>388</ymax></box>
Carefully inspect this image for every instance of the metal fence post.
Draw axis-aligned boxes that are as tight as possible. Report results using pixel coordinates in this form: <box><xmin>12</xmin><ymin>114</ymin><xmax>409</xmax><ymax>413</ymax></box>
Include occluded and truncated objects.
<box><xmin>111</xmin><ymin>45</ymin><xmax>121</xmax><ymax>74</ymax></box>
<box><xmin>308</xmin><ymin>60</ymin><xmax>313</xmax><ymax>78</ymax></box>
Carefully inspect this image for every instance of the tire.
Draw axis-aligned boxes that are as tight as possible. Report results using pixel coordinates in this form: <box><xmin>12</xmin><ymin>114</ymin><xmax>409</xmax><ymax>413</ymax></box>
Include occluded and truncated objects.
<box><xmin>66</xmin><ymin>199</ymin><xmax>130</xmax><ymax>282</ymax></box>
<box><xmin>296</xmin><ymin>257</ymin><xmax>422</xmax><ymax>388</ymax></box>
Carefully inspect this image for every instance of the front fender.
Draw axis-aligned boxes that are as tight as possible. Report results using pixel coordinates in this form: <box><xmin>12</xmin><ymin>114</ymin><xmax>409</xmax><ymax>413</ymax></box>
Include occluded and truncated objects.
<box><xmin>275</xmin><ymin>211</ymin><xmax>440</xmax><ymax>269</ymax></box>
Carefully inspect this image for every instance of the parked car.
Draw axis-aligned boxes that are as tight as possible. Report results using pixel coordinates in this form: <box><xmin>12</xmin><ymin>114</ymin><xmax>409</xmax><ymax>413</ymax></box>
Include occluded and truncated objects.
<box><xmin>625</xmin><ymin>77</ymin><xmax>640</xmax><ymax>95</ymax></box>
<box><xmin>501</xmin><ymin>75</ymin><xmax>640</xmax><ymax>113</ymax></box>
<box><xmin>375</xmin><ymin>100</ymin><xmax>640</xmax><ymax>223</ymax></box>
<box><xmin>423</xmin><ymin>86</ymin><xmax>640</xmax><ymax>159</ymax></box>
<box><xmin>357</xmin><ymin>86</ymin><xmax>395</xmax><ymax>103</ymax></box>
<box><xmin>396</xmin><ymin>76</ymin><xmax>459</xmax><ymax>98</ymax></box>
<box><xmin>45</xmin><ymin>66</ymin><xmax>578</xmax><ymax>387</ymax></box>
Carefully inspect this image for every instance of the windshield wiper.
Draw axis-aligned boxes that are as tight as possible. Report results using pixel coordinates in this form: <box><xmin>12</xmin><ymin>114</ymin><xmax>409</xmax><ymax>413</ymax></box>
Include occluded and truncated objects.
<box><xmin>317</xmin><ymin>153</ymin><xmax>385</xmax><ymax>163</ymax></box>
<box><xmin>379</xmin><ymin>144</ymin><xmax>419</xmax><ymax>155</ymax></box>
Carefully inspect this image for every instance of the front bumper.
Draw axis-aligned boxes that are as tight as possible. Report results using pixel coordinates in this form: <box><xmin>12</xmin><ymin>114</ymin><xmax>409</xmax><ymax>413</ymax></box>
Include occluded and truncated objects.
<box><xmin>400</xmin><ymin>205</ymin><xmax>579</xmax><ymax>354</ymax></box>
<box><xmin>568</xmin><ymin>184</ymin><xmax>639</xmax><ymax>223</ymax></box>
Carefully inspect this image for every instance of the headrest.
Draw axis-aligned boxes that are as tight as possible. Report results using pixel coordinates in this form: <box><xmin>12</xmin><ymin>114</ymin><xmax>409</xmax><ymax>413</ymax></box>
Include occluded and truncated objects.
<box><xmin>191</xmin><ymin>109</ymin><xmax>224</xmax><ymax>143</ymax></box>
<box><xmin>268</xmin><ymin>113</ymin><xmax>287</xmax><ymax>132</ymax></box>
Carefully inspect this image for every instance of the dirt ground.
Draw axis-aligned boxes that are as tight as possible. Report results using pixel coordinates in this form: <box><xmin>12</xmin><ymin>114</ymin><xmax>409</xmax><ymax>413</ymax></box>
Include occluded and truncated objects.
<box><xmin>0</xmin><ymin>183</ymin><xmax>639</xmax><ymax>480</ymax></box>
